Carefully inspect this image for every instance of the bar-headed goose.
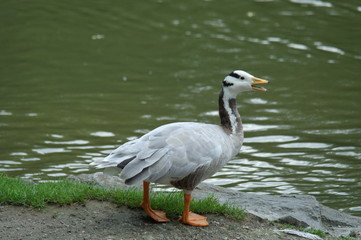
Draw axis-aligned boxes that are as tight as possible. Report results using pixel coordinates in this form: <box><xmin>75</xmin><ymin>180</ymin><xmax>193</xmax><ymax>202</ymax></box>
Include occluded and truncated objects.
<box><xmin>90</xmin><ymin>70</ymin><xmax>269</xmax><ymax>226</ymax></box>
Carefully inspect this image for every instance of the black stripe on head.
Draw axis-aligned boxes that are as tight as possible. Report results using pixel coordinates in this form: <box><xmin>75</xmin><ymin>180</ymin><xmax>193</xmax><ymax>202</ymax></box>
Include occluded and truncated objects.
<box><xmin>228</xmin><ymin>72</ymin><xmax>240</xmax><ymax>79</ymax></box>
<box><xmin>222</xmin><ymin>80</ymin><xmax>233</xmax><ymax>87</ymax></box>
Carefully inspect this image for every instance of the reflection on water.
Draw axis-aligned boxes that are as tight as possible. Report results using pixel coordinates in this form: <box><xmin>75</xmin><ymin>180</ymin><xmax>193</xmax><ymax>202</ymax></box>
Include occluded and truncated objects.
<box><xmin>1</xmin><ymin>0</ymin><xmax>360</xmax><ymax>216</ymax></box>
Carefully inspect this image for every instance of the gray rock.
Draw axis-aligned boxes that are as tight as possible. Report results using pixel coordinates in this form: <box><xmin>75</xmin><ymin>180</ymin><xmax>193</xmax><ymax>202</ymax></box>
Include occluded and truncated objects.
<box><xmin>193</xmin><ymin>183</ymin><xmax>361</xmax><ymax>238</ymax></box>
<box><xmin>277</xmin><ymin>229</ymin><xmax>323</xmax><ymax>240</ymax></box>
<box><xmin>68</xmin><ymin>173</ymin><xmax>361</xmax><ymax>238</ymax></box>
<box><xmin>68</xmin><ymin>172</ymin><xmax>142</xmax><ymax>190</ymax></box>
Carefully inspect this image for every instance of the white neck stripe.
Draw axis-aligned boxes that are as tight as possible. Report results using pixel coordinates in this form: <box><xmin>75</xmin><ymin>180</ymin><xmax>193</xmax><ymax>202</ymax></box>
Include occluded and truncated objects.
<box><xmin>222</xmin><ymin>94</ymin><xmax>237</xmax><ymax>134</ymax></box>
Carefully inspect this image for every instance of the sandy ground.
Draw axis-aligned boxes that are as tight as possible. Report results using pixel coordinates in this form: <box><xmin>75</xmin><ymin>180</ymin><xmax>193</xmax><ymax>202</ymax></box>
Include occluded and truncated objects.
<box><xmin>0</xmin><ymin>200</ymin><xmax>328</xmax><ymax>240</ymax></box>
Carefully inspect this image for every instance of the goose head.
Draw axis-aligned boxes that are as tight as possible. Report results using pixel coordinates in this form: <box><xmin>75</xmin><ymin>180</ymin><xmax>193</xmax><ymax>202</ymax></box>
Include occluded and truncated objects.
<box><xmin>222</xmin><ymin>70</ymin><xmax>269</xmax><ymax>97</ymax></box>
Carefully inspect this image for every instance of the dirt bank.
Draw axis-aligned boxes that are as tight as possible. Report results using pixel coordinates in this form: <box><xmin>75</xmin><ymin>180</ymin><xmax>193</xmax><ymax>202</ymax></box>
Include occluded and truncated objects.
<box><xmin>0</xmin><ymin>200</ymin><xmax>323</xmax><ymax>240</ymax></box>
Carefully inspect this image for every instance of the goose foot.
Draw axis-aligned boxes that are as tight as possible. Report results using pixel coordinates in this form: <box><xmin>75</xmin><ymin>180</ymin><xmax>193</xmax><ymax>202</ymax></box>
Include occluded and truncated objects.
<box><xmin>141</xmin><ymin>181</ymin><xmax>170</xmax><ymax>223</ymax></box>
<box><xmin>141</xmin><ymin>201</ymin><xmax>170</xmax><ymax>222</ymax></box>
<box><xmin>178</xmin><ymin>212</ymin><xmax>209</xmax><ymax>227</ymax></box>
<box><xmin>179</xmin><ymin>193</ymin><xmax>209</xmax><ymax>227</ymax></box>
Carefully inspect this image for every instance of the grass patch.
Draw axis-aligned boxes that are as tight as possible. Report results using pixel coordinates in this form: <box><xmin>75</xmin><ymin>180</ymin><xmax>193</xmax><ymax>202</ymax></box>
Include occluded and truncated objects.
<box><xmin>280</xmin><ymin>224</ymin><xmax>326</xmax><ymax>238</ymax></box>
<box><xmin>0</xmin><ymin>174</ymin><xmax>245</xmax><ymax>220</ymax></box>
<box><xmin>303</xmin><ymin>228</ymin><xmax>326</xmax><ymax>238</ymax></box>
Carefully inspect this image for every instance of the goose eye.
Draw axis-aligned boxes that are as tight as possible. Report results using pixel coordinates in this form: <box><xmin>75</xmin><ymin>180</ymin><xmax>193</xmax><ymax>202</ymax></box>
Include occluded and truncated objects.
<box><xmin>240</xmin><ymin>76</ymin><xmax>245</xmax><ymax>80</ymax></box>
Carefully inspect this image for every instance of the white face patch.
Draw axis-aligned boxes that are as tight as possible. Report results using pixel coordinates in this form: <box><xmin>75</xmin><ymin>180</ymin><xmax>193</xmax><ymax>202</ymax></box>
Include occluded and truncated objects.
<box><xmin>223</xmin><ymin>71</ymin><xmax>254</xmax><ymax>95</ymax></box>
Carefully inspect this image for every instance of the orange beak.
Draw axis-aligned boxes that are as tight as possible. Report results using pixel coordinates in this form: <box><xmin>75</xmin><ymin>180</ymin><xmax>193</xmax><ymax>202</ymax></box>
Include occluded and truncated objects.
<box><xmin>251</xmin><ymin>77</ymin><xmax>269</xmax><ymax>91</ymax></box>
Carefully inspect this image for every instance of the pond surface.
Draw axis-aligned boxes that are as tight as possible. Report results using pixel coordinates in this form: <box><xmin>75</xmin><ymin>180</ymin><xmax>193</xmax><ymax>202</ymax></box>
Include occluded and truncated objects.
<box><xmin>1</xmin><ymin>0</ymin><xmax>360</xmax><ymax>216</ymax></box>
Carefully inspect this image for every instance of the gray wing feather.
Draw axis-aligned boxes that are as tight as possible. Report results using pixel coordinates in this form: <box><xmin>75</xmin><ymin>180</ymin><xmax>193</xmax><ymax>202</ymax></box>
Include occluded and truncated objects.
<box><xmin>146</xmin><ymin>153</ymin><xmax>172</xmax><ymax>182</ymax></box>
<box><xmin>120</xmin><ymin>147</ymin><xmax>168</xmax><ymax>180</ymax></box>
<box><xmin>89</xmin><ymin>140</ymin><xmax>139</xmax><ymax>169</ymax></box>
<box><xmin>125</xmin><ymin>168</ymin><xmax>150</xmax><ymax>185</ymax></box>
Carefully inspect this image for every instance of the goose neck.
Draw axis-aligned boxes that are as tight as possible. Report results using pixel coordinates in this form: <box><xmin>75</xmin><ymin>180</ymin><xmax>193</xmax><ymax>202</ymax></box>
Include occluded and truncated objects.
<box><xmin>218</xmin><ymin>89</ymin><xmax>242</xmax><ymax>135</ymax></box>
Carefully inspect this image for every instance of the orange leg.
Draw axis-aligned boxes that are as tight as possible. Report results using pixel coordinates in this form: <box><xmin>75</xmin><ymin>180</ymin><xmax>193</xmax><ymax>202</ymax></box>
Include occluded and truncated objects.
<box><xmin>140</xmin><ymin>181</ymin><xmax>169</xmax><ymax>222</ymax></box>
<box><xmin>179</xmin><ymin>193</ymin><xmax>209</xmax><ymax>227</ymax></box>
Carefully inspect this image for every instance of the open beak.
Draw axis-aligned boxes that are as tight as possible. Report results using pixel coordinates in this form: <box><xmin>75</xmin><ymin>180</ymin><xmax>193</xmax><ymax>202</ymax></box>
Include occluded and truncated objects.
<box><xmin>251</xmin><ymin>77</ymin><xmax>269</xmax><ymax>92</ymax></box>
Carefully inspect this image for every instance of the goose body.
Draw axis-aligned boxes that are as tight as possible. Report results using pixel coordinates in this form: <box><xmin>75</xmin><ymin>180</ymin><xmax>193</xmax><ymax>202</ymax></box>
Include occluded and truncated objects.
<box><xmin>90</xmin><ymin>70</ymin><xmax>269</xmax><ymax>226</ymax></box>
<box><xmin>96</xmin><ymin>122</ymin><xmax>242</xmax><ymax>190</ymax></box>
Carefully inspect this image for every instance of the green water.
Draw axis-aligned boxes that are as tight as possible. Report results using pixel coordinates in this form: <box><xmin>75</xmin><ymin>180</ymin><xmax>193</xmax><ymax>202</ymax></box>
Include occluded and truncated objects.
<box><xmin>1</xmin><ymin>0</ymin><xmax>360</xmax><ymax>216</ymax></box>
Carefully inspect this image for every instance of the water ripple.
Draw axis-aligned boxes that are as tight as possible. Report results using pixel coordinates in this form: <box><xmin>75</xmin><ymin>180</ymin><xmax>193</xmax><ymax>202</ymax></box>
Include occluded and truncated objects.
<box><xmin>203</xmin><ymin>19</ymin><xmax>227</xmax><ymax>28</ymax></box>
<box><xmin>90</xmin><ymin>131</ymin><xmax>115</xmax><ymax>137</ymax></box>
<box><xmin>21</xmin><ymin>157</ymin><xmax>41</xmax><ymax>162</ymax></box>
<box><xmin>33</xmin><ymin>148</ymin><xmax>71</xmax><ymax>154</ymax></box>
<box><xmin>200</xmin><ymin>110</ymin><xmax>218</xmax><ymax>117</ymax></box>
<box><xmin>278</xmin><ymin>142</ymin><xmax>332</xmax><ymax>149</ymax></box>
<box><xmin>244</xmin><ymin>123</ymin><xmax>281</xmax><ymax>132</ymax></box>
<box><xmin>10</xmin><ymin>152</ymin><xmax>27</xmax><ymax>156</ymax></box>
<box><xmin>315</xmin><ymin>163</ymin><xmax>349</xmax><ymax>168</ymax></box>
<box><xmin>315</xmin><ymin>43</ymin><xmax>345</xmax><ymax>55</ymax></box>
<box><xmin>232</xmin><ymin>159</ymin><xmax>284</xmax><ymax>170</ymax></box>
<box><xmin>246</xmin><ymin>98</ymin><xmax>268</xmax><ymax>104</ymax></box>
<box><xmin>0</xmin><ymin>160</ymin><xmax>22</xmax><ymax>165</ymax></box>
<box><xmin>49</xmin><ymin>134</ymin><xmax>64</xmax><ymax>138</ymax></box>
<box><xmin>290</xmin><ymin>0</ymin><xmax>332</xmax><ymax>8</ymax></box>
<box><xmin>42</xmin><ymin>168</ymin><xmax>61</xmax><ymax>172</ymax></box>
<box><xmin>47</xmin><ymin>173</ymin><xmax>67</xmax><ymax>177</ymax></box>
<box><xmin>303</xmin><ymin>177</ymin><xmax>323</xmax><ymax>182</ymax></box>
<box><xmin>252</xmin><ymin>152</ymin><xmax>304</xmax><ymax>158</ymax></box>
<box><xmin>67</xmin><ymin>145</ymin><xmax>116</xmax><ymax>150</ymax></box>
<box><xmin>0</xmin><ymin>168</ymin><xmax>24</xmax><ymax>172</ymax></box>
<box><xmin>0</xmin><ymin>110</ymin><xmax>12</xmax><ymax>116</ymax></box>
<box><xmin>331</xmin><ymin>151</ymin><xmax>361</xmax><ymax>158</ymax></box>
<box><xmin>287</xmin><ymin>43</ymin><xmax>309</xmax><ymax>50</ymax></box>
<box><xmin>245</xmin><ymin>135</ymin><xmax>299</xmax><ymax>143</ymax></box>
<box><xmin>267</xmin><ymin>37</ymin><xmax>289</xmax><ymax>43</ymax></box>
<box><xmin>350</xmin><ymin>206</ymin><xmax>361</xmax><ymax>212</ymax></box>
<box><xmin>304</xmin><ymin>128</ymin><xmax>361</xmax><ymax>135</ymax></box>
<box><xmin>239</xmin><ymin>145</ymin><xmax>258</xmax><ymax>154</ymax></box>
<box><xmin>281</xmin><ymin>158</ymin><xmax>312</xmax><ymax>166</ymax></box>
<box><xmin>45</xmin><ymin>140</ymin><xmax>89</xmax><ymax>145</ymax></box>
